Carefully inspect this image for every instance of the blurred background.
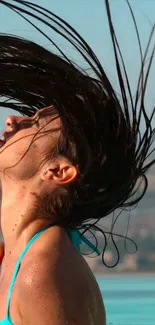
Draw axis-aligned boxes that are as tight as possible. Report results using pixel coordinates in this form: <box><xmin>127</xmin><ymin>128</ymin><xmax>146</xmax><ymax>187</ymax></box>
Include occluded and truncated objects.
<box><xmin>0</xmin><ymin>1</ymin><xmax>155</xmax><ymax>324</ymax></box>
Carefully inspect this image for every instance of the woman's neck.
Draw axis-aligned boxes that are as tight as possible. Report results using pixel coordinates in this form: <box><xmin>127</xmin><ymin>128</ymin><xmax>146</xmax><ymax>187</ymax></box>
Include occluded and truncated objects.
<box><xmin>0</xmin><ymin>185</ymin><xmax>52</xmax><ymax>256</ymax></box>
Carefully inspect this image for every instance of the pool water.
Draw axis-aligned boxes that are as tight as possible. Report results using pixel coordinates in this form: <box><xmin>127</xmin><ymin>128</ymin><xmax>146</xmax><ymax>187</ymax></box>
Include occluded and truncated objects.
<box><xmin>97</xmin><ymin>274</ymin><xmax>155</xmax><ymax>325</ymax></box>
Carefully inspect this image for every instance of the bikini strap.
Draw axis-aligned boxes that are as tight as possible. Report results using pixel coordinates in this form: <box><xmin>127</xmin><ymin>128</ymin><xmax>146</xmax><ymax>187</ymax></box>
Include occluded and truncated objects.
<box><xmin>68</xmin><ymin>229</ymin><xmax>100</xmax><ymax>255</ymax></box>
<box><xmin>6</xmin><ymin>225</ymin><xmax>100</xmax><ymax>318</ymax></box>
<box><xmin>6</xmin><ymin>224</ymin><xmax>52</xmax><ymax>318</ymax></box>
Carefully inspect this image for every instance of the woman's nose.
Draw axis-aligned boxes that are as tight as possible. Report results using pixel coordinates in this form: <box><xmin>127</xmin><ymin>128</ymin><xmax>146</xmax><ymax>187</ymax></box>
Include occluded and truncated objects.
<box><xmin>5</xmin><ymin>115</ymin><xmax>31</xmax><ymax>132</ymax></box>
<box><xmin>5</xmin><ymin>115</ymin><xmax>19</xmax><ymax>132</ymax></box>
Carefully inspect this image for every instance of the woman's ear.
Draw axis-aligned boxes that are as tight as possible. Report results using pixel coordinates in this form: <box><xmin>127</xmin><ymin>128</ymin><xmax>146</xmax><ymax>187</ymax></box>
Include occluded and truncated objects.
<box><xmin>41</xmin><ymin>158</ymin><xmax>78</xmax><ymax>184</ymax></box>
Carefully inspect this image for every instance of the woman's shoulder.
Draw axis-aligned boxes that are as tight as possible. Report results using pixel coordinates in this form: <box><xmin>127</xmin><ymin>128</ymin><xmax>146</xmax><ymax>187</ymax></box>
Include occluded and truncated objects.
<box><xmin>18</xmin><ymin>233</ymin><xmax>105</xmax><ymax>324</ymax></box>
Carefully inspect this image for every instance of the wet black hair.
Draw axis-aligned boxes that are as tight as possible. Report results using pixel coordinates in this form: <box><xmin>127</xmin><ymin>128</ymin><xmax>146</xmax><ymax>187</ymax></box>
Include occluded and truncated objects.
<box><xmin>0</xmin><ymin>0</ymin><xmax>155</xmax><ymax>266</ymax></box>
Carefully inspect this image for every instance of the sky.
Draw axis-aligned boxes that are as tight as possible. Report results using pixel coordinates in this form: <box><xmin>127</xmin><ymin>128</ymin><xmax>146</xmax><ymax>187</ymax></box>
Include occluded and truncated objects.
<box><xmin>0</xmin><ymin>0</ymin><xmax>155</xmax><ymax>228</ymax></box>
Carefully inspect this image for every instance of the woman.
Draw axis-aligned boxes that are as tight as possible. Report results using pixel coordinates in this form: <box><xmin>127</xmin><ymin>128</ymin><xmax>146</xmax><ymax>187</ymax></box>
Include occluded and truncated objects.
<box><xmin>0</xmin><ymin>0</ymin><xmax>155</xmax><ymax>324</ymax></box>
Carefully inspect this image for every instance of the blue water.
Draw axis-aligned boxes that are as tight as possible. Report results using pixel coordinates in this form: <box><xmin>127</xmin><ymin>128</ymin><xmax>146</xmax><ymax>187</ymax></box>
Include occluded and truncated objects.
<box><xmin>97</xmin><ymin>274</ymin><xmax>155</xmax><ymax>325</ymax></box>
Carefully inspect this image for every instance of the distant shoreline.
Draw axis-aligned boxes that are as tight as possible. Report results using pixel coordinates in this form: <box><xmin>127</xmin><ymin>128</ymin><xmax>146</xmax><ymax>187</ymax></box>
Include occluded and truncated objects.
<box><xmin>95</xmin><ymin>271</ymin><xmax>155</xmax><ymax>278</ymax></box>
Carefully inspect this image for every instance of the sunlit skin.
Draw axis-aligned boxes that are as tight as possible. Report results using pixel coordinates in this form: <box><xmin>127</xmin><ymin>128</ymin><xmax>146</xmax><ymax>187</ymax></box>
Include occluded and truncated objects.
<box><xmin>0</xmin><ymin>106</ymin><xmax>62</xmax><ymax>264</ymax></box>
<box><xmin>0</xmin><ymin>106</ymin><xmax>105</xmax><ymax>325</ymax></box>
<box><xmin>0</xmin><ymin>106</ymin><xmax>78</xmax><ymax>256</ymax></box>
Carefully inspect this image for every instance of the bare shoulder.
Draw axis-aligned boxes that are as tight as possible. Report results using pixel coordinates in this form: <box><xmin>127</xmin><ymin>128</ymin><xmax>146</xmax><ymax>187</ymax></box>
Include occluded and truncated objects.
<box><xmin>19</xmin><ymin>241</ymin><xmax>106</xmax><ymax>325</ymax></box>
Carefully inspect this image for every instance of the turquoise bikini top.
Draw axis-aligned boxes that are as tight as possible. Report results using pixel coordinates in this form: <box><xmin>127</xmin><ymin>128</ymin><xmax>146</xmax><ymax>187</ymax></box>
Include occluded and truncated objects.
<box><xmin>0</xmin><ymin>225</ymin><xmax>99</xmax><ymax>325</ymax></box>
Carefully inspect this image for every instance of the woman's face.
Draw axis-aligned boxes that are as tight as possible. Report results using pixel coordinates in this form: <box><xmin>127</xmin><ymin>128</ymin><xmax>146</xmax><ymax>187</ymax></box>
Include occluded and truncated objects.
<box><xmin>0</xmin><ymin>106</ymin><xmax>61</xmax><ymax>180</ymax></box>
